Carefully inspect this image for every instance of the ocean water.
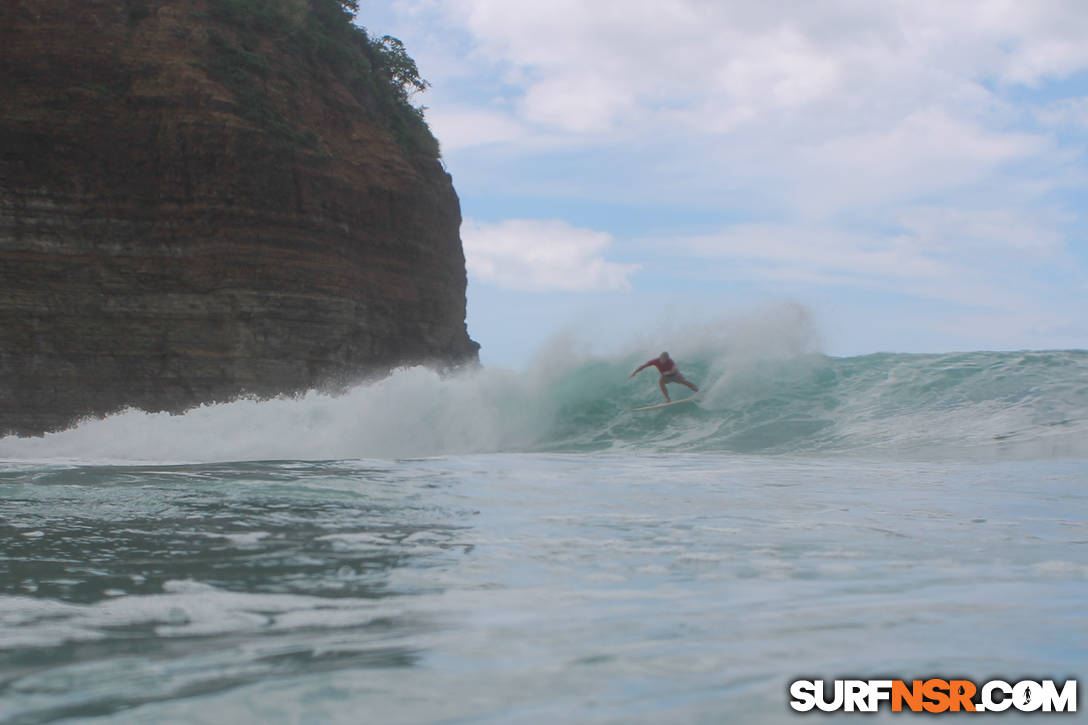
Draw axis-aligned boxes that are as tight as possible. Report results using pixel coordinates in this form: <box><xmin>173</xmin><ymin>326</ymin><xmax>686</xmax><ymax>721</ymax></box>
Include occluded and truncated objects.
<box><xmin>2</xmin><ymin>340</ymin><xmax>1086</xmax><ymax>723</ymax></box>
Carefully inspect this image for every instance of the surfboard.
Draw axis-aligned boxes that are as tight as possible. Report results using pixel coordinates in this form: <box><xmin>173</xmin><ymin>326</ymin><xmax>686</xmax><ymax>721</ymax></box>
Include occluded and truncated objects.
<box><xmin>632</xmin><ymin>398</ymin><xmax>697</xmax><ymax>412</ymax></box>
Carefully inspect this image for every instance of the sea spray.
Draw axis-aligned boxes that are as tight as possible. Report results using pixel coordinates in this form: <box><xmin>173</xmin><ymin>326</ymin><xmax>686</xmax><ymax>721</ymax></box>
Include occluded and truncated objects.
<box><xmin>1</xmin><ymin>321</ymin><xmax>1085</xmax><ymax>462</ymax></box>
<box><xmin>0</xmin><ymin>366</ymin><xmax>551</xmax><ymax>463</ymax></box>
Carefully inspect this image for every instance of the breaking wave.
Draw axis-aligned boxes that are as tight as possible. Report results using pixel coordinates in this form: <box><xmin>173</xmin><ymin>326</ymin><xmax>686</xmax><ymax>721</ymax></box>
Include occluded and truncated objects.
<box><xmin>2</xmin><ymin>307</ymin><xmax>1086</xmax><ymax>463</ymax></box>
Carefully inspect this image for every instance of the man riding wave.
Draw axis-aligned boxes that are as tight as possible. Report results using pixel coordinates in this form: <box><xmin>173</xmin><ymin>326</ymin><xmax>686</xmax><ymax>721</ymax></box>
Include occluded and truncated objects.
<box><xmin>628</xmin><ymin>352</ymin><xmax>698</xmax><ymax>402</ymax></box>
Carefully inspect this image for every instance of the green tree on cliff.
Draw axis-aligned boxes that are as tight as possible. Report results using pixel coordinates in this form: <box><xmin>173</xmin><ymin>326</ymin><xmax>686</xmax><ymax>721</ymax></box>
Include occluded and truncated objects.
<box><xmin>373</xmin><ymin>35</ymin><xmax>430</xmax><ymax>103</ymax></box>
<box><xmin>312</xmin><ymin>2</ymin><xmax>428</xmax><ymax>104</ymax></box>
<box><xmin>205</xmin><ymin>0</ymin><xmax>438</xmax><ymax>157</ymax></box>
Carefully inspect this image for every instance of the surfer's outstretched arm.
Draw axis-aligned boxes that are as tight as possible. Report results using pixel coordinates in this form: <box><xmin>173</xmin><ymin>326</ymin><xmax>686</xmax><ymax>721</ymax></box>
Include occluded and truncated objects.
<box><xmin>628</xmin><ymin>362</ymin><xmax>650</xmax><ymax>379</ymax></box>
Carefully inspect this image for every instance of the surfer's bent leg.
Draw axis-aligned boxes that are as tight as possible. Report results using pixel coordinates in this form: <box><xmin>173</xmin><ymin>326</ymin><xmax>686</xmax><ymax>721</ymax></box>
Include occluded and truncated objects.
<box><xmin>675</xmin><ymin>373</ymin><xmax>698</xmax><ymax>393</ymax></box>
<box><xmin>659</xmin><ymin>375</ymin><xmax>670</xmax><ymax>402</ymax></box>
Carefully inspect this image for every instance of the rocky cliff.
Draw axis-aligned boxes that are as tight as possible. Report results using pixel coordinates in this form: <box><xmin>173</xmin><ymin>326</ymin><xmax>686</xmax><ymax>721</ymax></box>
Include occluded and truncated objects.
<box><xmin>0</xmin><ymin>0</ymin><xmax>478</xmax><ymax>436</ymax></box>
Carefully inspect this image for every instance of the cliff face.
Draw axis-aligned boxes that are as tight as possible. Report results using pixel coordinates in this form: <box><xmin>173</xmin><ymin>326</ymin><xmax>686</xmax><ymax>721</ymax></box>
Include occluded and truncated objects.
<box><xmin>0</xmin><ymin>0</ymin><xmax>478</xmax><ymax>436</ymax></box>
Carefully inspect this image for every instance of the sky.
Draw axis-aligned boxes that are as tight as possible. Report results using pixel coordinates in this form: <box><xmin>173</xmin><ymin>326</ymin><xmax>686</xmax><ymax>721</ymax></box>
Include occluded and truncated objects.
<box><xmin>359</xmin><ymin>0</ymin><xmax>1088</xmax><ymax>367</ymax></box>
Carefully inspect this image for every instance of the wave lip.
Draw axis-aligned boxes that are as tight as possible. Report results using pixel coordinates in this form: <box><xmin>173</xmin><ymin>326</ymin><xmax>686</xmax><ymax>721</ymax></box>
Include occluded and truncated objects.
<box><xmin>1</xmin><ymin>350</ymin><xmax>1086</xmax><ymax>463</ymax></box>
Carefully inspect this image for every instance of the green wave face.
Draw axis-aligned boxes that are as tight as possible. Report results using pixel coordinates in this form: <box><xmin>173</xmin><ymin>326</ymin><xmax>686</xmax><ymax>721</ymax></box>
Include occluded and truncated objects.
<box><xmin>2</xmin><ymin>348</ymin><xmax>1085</xmax><ymax>463</ymax></box>
<box><xmin>541</xmin><ymin>350</ymin><xmax>1088</xmax><ymax>457</ymax></box>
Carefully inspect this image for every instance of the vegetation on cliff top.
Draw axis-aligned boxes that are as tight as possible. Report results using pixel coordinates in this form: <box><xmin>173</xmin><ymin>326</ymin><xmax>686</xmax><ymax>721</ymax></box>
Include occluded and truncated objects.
<box><xmin>196</xmin><ymin>0</ymin><xmax>438</xmax><ymax>158</ymax></box>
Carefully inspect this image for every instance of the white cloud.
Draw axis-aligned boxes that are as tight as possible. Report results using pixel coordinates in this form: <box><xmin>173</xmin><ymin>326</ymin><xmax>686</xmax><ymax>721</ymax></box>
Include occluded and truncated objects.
<box><xmin>792</xmin><ymin>110</ymin><xmax>1048</xmax><ymax>216</ymax></box>
<box><xmin>891</xmin><ymin>206</ymin><xmax>1067</xmax><ymax>257</ymax></box>
<box><xmin>462</xmin><ymin>218</ymin><xmax>640</xmax><ymax>291</ymax></box>
<box><xmin>430</xmin><ymin>0</ymin><xmax>1088</xmax><ymax>136</ymax></box>
<box><xmin>376</xmin><ymin>0</ymin><xmax>1088</xmax><ymax>353</ymax></box>
<box><xmin>426</xmin><ymin>107</ymin><xmax>527</xmax><ymax>151</ymax></box>
<box><xmin>390</xmin><ymin>0</ymin><xmax>1082</xmax><ymax>219</ymax></box>
<box><xmin>671</xmin><ymin>203</ymin><xmax>1071</xmax><ymax>311</ymax></box>
<box><xmin>1036</xmin><ymin>96</ymin><xmax>1088</xmax><ymax>129</ymax></box>
<box><xmin>680</xmin><ymin>224</ymin><xmax>954</xmax><ymax>290</ymax></box>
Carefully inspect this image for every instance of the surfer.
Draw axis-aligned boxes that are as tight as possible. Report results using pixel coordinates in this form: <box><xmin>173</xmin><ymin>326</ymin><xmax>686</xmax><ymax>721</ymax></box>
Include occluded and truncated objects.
<box><xmin>628</xmin><ymin>352</ymin><xmax>698</xmax><ymax>402</ymax></box>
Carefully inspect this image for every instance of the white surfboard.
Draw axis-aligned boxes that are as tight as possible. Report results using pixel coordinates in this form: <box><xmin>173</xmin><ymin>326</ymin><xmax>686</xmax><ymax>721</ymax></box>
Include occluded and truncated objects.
<box><xmin>632</xmin><ymin>398</ymin><xmax>697</xmax><ymax>412</ymax></box>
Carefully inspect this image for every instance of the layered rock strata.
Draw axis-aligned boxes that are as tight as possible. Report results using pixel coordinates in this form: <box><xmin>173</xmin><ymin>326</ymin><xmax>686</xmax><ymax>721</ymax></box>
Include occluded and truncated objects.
<box><xmin>0</xmin><ymin>0</ymin><xmax>478</xmax><ymax>435</ymax></box>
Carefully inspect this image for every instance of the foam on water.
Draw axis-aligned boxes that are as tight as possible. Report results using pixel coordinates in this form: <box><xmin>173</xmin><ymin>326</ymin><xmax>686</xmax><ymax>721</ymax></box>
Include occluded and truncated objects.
<box><xmin>2</xmin><ymin>454</ymin><xmax>1085</xmax><ymax>723</ymax></box>
<box><xmin>2</xmin><ymin>307</ymin><xmax>1085</xmax><ymax>723</ymax></box>
<box><xmin>2</xmin><ymin>305</ymin><xmax>1086</xmax><ymax>463</ymax></box>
